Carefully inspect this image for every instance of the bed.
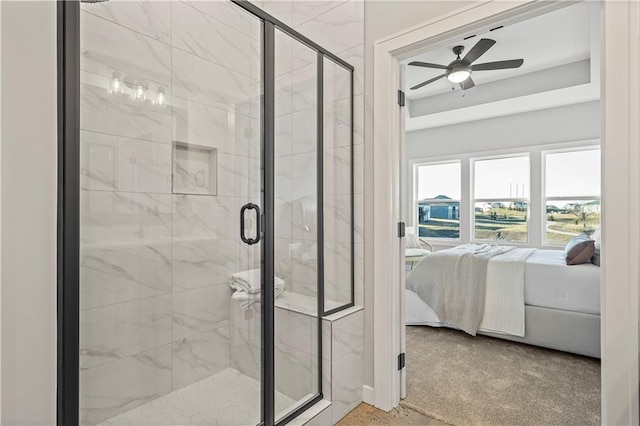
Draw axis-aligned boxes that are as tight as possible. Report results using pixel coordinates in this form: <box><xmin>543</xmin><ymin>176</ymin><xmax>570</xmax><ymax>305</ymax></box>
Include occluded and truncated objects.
<box><xmin>406</xmin><ymin>246</ymin><xmax>601</xmax><ymax>358</ymax></box>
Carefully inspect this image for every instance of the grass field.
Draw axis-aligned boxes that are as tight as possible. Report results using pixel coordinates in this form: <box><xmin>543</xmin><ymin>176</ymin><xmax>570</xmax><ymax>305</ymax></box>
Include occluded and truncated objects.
<box><xmin>418</xmin><ymin>207</ymin><xmax>600</xmax><ymax>244</ymax></box>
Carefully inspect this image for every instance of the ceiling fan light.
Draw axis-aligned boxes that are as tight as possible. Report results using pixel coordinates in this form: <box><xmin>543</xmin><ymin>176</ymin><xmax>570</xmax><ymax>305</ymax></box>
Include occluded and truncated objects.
<box><xmin>447</xmin><ymin>69</ymin><xmax>471</xmax><ymax>83</ymax></box>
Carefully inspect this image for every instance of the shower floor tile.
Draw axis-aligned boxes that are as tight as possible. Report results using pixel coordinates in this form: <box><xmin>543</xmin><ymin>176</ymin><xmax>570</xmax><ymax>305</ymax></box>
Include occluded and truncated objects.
<box><xmin>98</xmin><ymin>367</ymin><xmax>296</xmax><ymax>426</ymax></box>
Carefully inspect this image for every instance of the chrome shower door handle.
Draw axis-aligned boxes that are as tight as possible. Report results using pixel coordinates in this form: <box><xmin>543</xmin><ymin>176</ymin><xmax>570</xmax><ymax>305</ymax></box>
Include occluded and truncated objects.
<box><xmin>240</xmin><ymin>203</ymin><xmax>261</xmax><ymax>245</ymax></box>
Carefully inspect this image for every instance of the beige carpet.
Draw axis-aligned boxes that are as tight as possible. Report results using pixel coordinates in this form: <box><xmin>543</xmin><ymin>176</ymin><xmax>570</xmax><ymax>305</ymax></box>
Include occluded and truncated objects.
<box><xmin>402</xmin><ymin>326</ymin><xmax>600</xmax><ymax>426</ymax></box>
<box><xmin>337</xmin><ymin>403</ymin><xmax>447</xmax><ymax>426</ymax></box>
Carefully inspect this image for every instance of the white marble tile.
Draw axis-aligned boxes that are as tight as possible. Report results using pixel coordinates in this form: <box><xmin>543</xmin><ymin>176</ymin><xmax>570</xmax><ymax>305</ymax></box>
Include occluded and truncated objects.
<box><xmin>275</xmin><ymin>342</ymin><xmax>316</xmax><ymax>401</ymax></box>
<box><xmin>172</xmin><ymin>239</ymin><xmax>255</xmax><ymax>291</ymax></box>
<box><xmin>276</xmin><ymin>156</ymin><xmax>293</xmax><ymax>198</ymax></box>
<box><xmin>324</xmin><ymin>56</ymin><xmax>352</xmax><ymax>104</ymax></box>
<box><xmin>338</xmin><ymin>43</ymin><xmax>364</xmax><ymax>96</ymax></box>
<box><xmin>275</xmin><ymin>199</ymin><xmax>293</xmax><ymax>239</ymax></box>
<box><xmin>324</xmin><ymin>97</ymin><xmax>351</xmax><ymax>150</ymax></box>
<box><xmin>81</xmin><ymin>79</ymin><xmax>173</xmax><ymax>145</ymax></box>
<box><xmin>172</xmin><ymin>328</ymin><xmax>230</xmax><ymax>389</ymax></box>
<box><xmin>217</xmin><ymin>152</ymin><xmax>261</xmax><ymax>198</ymax></box>
<box><xmin>264</xmin><ymin>0</ymin><xmax>293</xmax><ymax>26</ymax></box>
<box><xmin>276</xmin><ymin>73</ymin><xmax>294</xmax><ymax>117</ymax></box>
<box><xmin>275</xmin><ymin>26</ymin><xmax>295</xmax><ymax>77</ymax></box>
<box><xmin>291</xmin><ymin>64</ymin><xmax>318</xmax><ymax>112</ymax></box>
<box><xmin>324</xmin><ymin>146</ymin><xmax>351</xmax><ymax>197</ymax></box>
<box><xmin>305</xmin><ymin>403</ymin><xmax>333</xmax><ymax>426</ymax></box>
<box><xmin>354</xmin><ymin>193</ymin><xmax>364</xmax><ymax>244</ymax></box>
<box><xmin>296</xmin><ymin>0</ymin><xmax>364</xmax><ymax>55</ymax></box>
<box><xmin>290</xmin><ymin>240</ymin><xmax>318</xmax><ymax>287</ymax></box>
<box><xmin>172</xmin><ymin>285</ymin><xmax>231</xmax><ymax>340</ymax></box>
<box><xmin>172</xmin><ymin>194</ymin><xmax>236</xmax><ymax>240</ymax></box>
<box><xmin>172</xmin><ymin>96</ymin><xmax>230</xmax><ymax>153</ymax></box>
<box><xmin>183</xmin><ymin>0</ymin><xmax>255</xmax><ymax>38</ymax></box>
<box><xmin>230</xmin><ymin>318</ymin><xmax>261</xmax><ymax>381</ymax></box>
<box><xmin>80</xmin><ymin>11</ymin><xmax>171</xmax><ymax>89</ymax></box>
<box><xmin>80</xmin><ymin>295</ymin><xmax>172</xmax><ymax>370</ymax></box>
<box><xmin>354</xmin><ymin>241</ymin><xmax>364</xmax><ymax>297</ymax></box>
<box><xmin>275</xmin><ymin>308</ymin><xmax>315</xmax><ymax>354</ymax></box>
<box><xmin>292</xmin><ymin>107</ymin><xmax>317</xmax><ymax>155</ymax></box>
<box><xmin>80</xmin><ymin>243</ymin><xmax>172</xmax><ymax>310</ymax></box>
<box><xmin>324</xmin><ymin>194</ymin><xmax>351</xmax><ymax>244</ymax></box>
<box><xmin>323</xmin><ymin>241</ymin><xmax>352</xmax><ymax>305</ymax></box>
<box><xmin>354</xmin><ymin>143</ymin><xmax>364</xmax><ymax>195</ymax></box>
<box><xmin>331</xmin><ymin>309</ymin><xmax>364</xmax><ymax>360</ymax></box>
<box><xmin>81</xmin><ymin>345</ymin><xmax>172</xmax><ymax>425</ymax></box>
<box><xmin>172</xmin><ymin>47</ymin><xmax>257</xmax><ymax>112</ymax></box>
<box><xmin>331</xmin><ymin>345</ymin><xmax>364</xmax><ymax>424</ymax></box>
<box><xmin>276</xmin><ymin>113</ymin><xmax>293</xmax><ymax>157</ymax></box>
<box><xmin>291</xmin><ymin>0</ymin><xmax>348</xmax><ymax>27</ymax></box>
<box><xmin>80</xmin><ymin>191</ymin><xmax>172</xmax><ymax>245</ymax></box>
<box><xmin>172</xmin><ymin>2</ymin><xmax>255</xmax><ymax>77</ymax></box>
<box><xmin>81</xmin><ymin>131</ymin><xmax>172</xmax><ymax>194</ymax></box>
<box><xmin>81</xmin><ymin>0</ymin><xmax>171</xmax><ymax>43</ymax></box>
<box><xmin>233</xmin><ymin>112</ymin><xmax>261</xmax><ymax>159</ymax></box>
<box><xmin>291</xmin><ymin>195</ymin><xmax>318</xmax><ymax>240</ymax></box>
<box><xmin>288</xmin><ymin>281</ymin><xmax>317</xmax><ymax>299</ymax></box>
<box><xmin>291</xmin><ymin>152</ymin><xmax>317</xmax><ymax>197</ymax></box>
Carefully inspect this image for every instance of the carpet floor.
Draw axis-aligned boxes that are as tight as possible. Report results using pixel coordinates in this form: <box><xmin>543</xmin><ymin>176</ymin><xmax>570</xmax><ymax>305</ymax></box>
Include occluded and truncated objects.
<box><xmin>402</xmin><ymin>326</ymin><xmax>601</xmax><ymax>426</ymax></box>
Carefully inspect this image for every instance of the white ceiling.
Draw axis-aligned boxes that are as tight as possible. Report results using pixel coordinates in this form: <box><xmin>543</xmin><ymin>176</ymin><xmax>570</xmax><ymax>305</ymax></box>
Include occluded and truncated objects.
<box><xmin>403</xmin><ymin>2</ymin><xmax>595</xmax><ymax>101</ymax></box>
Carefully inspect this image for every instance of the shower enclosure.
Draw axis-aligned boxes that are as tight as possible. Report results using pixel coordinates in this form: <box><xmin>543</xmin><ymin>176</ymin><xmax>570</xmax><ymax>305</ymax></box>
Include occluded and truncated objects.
<box><xmin>57</xmin><ymin>1</ymin><xmax>354</xmax><ymax>425</ymax></box>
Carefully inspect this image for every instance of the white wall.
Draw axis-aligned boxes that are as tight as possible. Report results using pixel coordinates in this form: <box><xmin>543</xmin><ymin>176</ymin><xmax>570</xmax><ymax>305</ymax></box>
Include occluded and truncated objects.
<box><xmin>363</xmin><ymin>0</ymin><xmax>472</xmax><ymax>389</ymax></box>
<box><xmin>1</xmin><ymin>1</ymin><xmax>57</xmax><ymax>425</ymax></box>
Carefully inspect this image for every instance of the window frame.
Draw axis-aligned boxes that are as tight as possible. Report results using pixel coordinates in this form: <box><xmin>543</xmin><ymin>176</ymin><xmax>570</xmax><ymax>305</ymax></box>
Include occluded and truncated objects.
<box><xmin>412</xmin><ymin>159</ymin><xmax>462</xmax><ymax>242</ymax></box>
<box><xmin>471</xmin><ymin>153</ymin><xmax>531</xmax><ymax>243</ymax></box>
<box><xmin>542</xmin><ymin>145</ymin><xmax>601</xmax><ymax>246</ymax></box>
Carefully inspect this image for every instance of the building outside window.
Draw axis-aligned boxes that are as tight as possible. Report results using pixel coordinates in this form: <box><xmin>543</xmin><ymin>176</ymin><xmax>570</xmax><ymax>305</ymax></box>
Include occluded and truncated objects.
<box><xmin>415</xmin><ymin>161</ymin><xmax>461</xmax><ymax>239</ymax></box>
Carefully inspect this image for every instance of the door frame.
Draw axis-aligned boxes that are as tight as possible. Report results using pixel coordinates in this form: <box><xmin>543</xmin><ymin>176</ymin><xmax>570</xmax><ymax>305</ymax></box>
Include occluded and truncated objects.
<box><xmin>372</xmin><ymin>1</ymin><xmax>640</xmax><ymax>423</ymax></box>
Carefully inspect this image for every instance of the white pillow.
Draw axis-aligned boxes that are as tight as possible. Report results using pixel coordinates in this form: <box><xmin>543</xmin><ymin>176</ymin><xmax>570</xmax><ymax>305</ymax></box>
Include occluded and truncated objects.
<box><xmin>592</xmin><ymin>226</ymin><xmax>601</xmax><ymax>251</ymax></box>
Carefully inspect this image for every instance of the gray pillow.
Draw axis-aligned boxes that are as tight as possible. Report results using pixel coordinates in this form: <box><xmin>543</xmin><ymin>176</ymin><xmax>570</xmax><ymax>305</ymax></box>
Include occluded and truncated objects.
<box><xmin>564</xmin><ymin>234</ymin><xmax>596</xmax><ymax>265</ymax></box>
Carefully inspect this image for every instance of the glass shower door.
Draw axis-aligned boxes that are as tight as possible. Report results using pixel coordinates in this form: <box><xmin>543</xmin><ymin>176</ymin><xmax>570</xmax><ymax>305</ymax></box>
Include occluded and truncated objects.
<box><xmin>77</xmin><ymin>1</ymin><xmax>264</xmax><ymax>425</ymax></box>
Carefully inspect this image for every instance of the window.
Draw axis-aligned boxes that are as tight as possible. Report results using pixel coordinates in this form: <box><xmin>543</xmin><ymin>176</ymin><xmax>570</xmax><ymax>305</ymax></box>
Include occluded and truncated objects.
<box><xmin>473</xmin><ymin>155</ymin><xmax>529</xmax><ymax>242</ymax></box>
<box><xmin>415</xmin><ymin>161</ymin><xmax>461</xmax><ymax>239</ymax></box>
<box><xmin>544</xmin><ymin>148</ymin><xmax>601</xmax><ymax>245</ymax></box>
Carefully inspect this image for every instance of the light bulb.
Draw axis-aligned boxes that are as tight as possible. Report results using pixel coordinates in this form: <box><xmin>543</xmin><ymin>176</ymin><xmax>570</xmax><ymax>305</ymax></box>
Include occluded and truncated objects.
<box><xmin>109</xmin><ymin>72</ymin><xmax>124</xmax><ymax>95</ymax></box>
<box><xmin>447</xmin><ymin>69</ymin><xmax>471</xmax><ymax>83</ymax></box>
<box><xmin>155</xmin><ymin>86</ymin><xmax>166</xmax><ymax>107</ymax></box>
<box><xmin>132</xmin><ymin>82</ymin><xmax>146</xmax><ymax>102</ymax></box>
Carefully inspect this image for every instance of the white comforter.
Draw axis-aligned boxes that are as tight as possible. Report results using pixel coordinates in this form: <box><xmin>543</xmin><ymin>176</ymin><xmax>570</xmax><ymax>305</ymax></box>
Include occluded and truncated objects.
<box><xmin>406</xmin><ymin>244</ymin><xmax>535</xmax><ymax>337</ymax></box>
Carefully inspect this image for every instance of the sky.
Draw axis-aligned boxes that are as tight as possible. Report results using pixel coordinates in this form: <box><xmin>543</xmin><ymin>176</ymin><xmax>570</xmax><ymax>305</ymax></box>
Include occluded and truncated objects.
<box><xmin>417</xmin><ymin>149</ymin><xmax>600</xmax><ymax>200</ymax></box>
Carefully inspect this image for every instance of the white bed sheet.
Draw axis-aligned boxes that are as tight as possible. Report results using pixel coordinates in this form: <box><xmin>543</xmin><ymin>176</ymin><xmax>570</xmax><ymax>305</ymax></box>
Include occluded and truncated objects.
<box><xmin>524</xmin><ymin>249</ymin><xmax>600</xmax><ymax>315</ymax></box>
<box><xmin>406</xmin><ymin>249</ymin><xmax>601</xmax><ymax>327</ymax></box>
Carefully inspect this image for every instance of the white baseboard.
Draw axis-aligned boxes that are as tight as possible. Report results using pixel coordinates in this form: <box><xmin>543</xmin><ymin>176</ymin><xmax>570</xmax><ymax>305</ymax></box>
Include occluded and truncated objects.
<box><xmin>362</xmin><ymin>385</ymin><xmax>375</xmax><ymax>405</ymax></box>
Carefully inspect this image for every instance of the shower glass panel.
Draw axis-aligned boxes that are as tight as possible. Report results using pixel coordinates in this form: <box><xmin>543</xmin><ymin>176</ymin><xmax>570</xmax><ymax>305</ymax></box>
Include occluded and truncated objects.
<box><xmin>77</xmin><ymin>1</ymin><xmax>263</xmax><ymax>425</ymax></box>
<box><xmin>273</xmin><ymin>27</ymin><xmax>321</xmax><ymax>422</ymax></box>
<box><xmin>323</xmin><ymin>57</ymin><xmax>354</xmax><ymax>313</ymax></box>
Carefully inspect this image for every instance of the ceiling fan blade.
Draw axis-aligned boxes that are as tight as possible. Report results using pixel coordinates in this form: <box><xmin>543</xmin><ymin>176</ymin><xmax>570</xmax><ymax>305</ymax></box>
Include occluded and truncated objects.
<box><xmin>472</xmin><ymin>59</ymin><xmax>524</xmax><ymax>71</ymax></box>
<box><xmin>459</xmin><ymin>77</ymin><xmax>475</xmax><ymax>90</ymax></box>
<box><xmin>408</xmin><ymin>61</ymin><xmax>448</xmax><ymax>70</ymax></box>
<box><xmin>462</xmin><ymin>38</ymin><xmax>496</xmax><ymax>64</ymax></box>
<box><xmin>410</xmin><ymin>74</ymin><xmax>446</xmax><ymax>90</ymax></box>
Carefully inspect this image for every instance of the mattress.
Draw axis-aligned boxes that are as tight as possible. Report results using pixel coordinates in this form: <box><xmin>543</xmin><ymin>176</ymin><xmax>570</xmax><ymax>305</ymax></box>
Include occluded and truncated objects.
<box><xmin>524</xmin><ymin>250</ymin><xmax>600</xmax><ymax>315</ymax></box>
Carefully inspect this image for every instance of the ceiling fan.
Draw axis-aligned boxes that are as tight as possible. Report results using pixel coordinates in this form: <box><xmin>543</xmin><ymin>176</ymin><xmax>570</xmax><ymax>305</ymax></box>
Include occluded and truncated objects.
<box><xmin>408</xmin><ymin>38</ymin><xmax>524</xmax><ymax>91</ymax></box>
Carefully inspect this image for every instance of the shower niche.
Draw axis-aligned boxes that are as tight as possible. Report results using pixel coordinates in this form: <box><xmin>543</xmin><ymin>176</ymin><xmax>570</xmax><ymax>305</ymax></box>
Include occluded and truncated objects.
<box><xmin>172</xmin><ymin>142</ymin><xmax>218</xmax><ymax>196</ymax></box>
<box><xmin>61</xmin><ymin>0</ymin><xmax>355</xmax><ymax>425</ymax></box>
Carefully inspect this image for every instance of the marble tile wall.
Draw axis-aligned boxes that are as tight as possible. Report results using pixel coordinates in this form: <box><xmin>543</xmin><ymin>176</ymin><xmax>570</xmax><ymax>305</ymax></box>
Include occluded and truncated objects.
<box><xmin>77</xmin><ymin>0</ymin><xmax>364</xmax><ymax>424</ymax></box>
<box><xmin>78</xmin><ymin>2</ymin><xmax>261</xmax><ymax>424</ymax></box>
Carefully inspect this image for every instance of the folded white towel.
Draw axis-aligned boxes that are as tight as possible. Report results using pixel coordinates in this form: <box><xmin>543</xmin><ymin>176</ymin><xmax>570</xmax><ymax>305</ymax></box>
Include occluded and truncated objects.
<box><xmin>232</xmin><ymin>287</ymin><xmax>285</xmax><ymax>309</ymax></box>
<box><xmin>230</xmin><ymin>269</ymin><xmax>285</xmax><ymax>294</ymax></box>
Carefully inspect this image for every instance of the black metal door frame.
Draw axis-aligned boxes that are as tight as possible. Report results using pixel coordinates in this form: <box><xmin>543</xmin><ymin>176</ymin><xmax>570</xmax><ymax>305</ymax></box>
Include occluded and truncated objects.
<box><xmin>56</xmin><ymin>1</ymin><xmax>354</xmax><ymax>425</ymax></box>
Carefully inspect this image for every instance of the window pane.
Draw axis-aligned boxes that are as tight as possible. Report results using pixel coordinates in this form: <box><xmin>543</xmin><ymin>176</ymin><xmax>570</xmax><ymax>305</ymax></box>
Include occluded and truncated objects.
<box><xmin>417</xmin><ymin>162</ymin><xmax>461</xmax><ymax>200</ymax></box>
<box><xmin>474</xmin><ymin>156</ymin><xmax>529</xmax><ymax>199</ymax></box>
<box><xmin>545</xmin><ymin>149</ymin><xmax>600</xmax><ymax>197</ymax></box>
<box><xmin>474</xmin><ymin>201</ymin><xmax>528</xmax><ymax>242</ymax></box>
<box><xmin>546</xmin><ymin>199</ymin><xmax>600</xmax><ymax>244</ymax></box>
<box><xmin>417</xmin><ymin>201</ymin><xmax>460</xmax><ymax>239</ymax></box>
